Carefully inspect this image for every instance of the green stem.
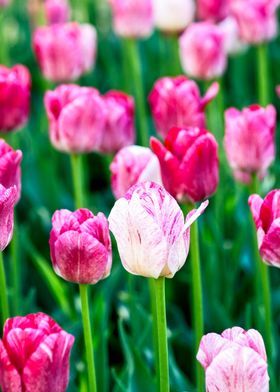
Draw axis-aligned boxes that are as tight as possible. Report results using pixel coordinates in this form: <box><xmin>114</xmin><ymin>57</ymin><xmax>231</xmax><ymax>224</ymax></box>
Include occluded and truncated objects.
<box><xmin>11</xmin><ymin>217</ymin><xmax>19</xmax><ymax>315</ymax></box>
<box><xmin>0</xmin><ymin>11</ymin><xmax>8</xmax><ymax>65</ymax></box>
<box><xmin>149</xmin><ymin>279</ymin><xmax>159</xmax><ymax>384</ymax></box>
<box><xmin>166</xmin><ymin>34</ymin><xmax>181</xmax><ymax>76</ymax></box>
<box><xmin>257</xmin><ymin>44</ymin><xmax>269</xmax><ymax>106</ymax></box>
<box><xmin>79</xmin><ymin>284</ymin><xmax>97</xmax><ymax>392</ymax></box>
<box><xmin>0</xmin><ymin>252</ymin><xmax>9</xmax><ymax>324</ymax></box>
<box><xmin>70</xmin><ymin>154</ymin><xmax>84</xmax><ymax>209</ymax></box>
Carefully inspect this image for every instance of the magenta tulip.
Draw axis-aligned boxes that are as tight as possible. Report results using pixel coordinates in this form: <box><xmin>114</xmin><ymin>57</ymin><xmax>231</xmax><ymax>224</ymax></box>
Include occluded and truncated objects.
<box><xmin>0</xmin><ymin>185</ymin><xmax>18</xmax><ymax>251</ymax></box>
<box><xmin>0</xmin><ymin>139</ymin><xmax>22</xmax><ymax>203</ymax></box>
<box><xmin>45</xmin><ymin>0</ymin><xmax>70</xmax><ymax>25</ymax></box>
<box><xmin>197</xmin><ymin>0</ymin><xmax>229</xmax><ymax>22</ymax></box>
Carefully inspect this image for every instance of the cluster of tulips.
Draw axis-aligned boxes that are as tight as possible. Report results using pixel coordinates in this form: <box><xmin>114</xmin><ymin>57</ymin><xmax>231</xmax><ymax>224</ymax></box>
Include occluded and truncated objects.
<box><xmin>0</xmin><ymin>0</ymin><xmax>280</xmax><ymax>391</ymax></box>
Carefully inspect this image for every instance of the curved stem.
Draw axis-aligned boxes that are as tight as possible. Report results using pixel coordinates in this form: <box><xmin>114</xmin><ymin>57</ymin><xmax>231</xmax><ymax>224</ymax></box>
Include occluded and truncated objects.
<box><xmin>79</xmin><ymin>284</ymin><xmax>97</xmax><ymax>392</ymax></box>
<box><xmin>257</xmin><ymin>44</ymin><xmax>269</xmax><ymax>106</ymax></box>
<box><xmin>70</xmin><ymin>154</ymin><xmax>84</xmax><ymax>209</ymax></box>
<box><xmin>0</xmin><ymin>252</ymin><xmax>9</xmax><ymax>324</ymax></box>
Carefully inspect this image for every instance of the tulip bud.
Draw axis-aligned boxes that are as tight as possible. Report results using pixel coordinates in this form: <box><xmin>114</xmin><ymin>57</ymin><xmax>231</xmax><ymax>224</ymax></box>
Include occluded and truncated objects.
<box><xmin>0</xmin><ymin>65</ymin><xmax>31</xmax><ymax>133</ymax></box>
<box><xmin>197</xmin><ymin>0</ymin><xmax>229</xmax><ymax>22</ymax></box>
<box><xmin>149</xmin><ymin>76</ymin><xmax>219</xmax><ymax>138</ymax></box>
<box><xmin>33</xmin><ymin>22</ymin><xmax>96</xmax><ymax>82</ymax></box>
<box><xmin>109</xmin><ymin>0</ymin><xmax>154</xmax><ymax>38</ymax></box>
<box><xmin>109</xmin><ymin>181</ymin><xmax>208</xmax><ymax>278</ymax></box>
<box><xmin>0</xmin><ymin>312</ymin><xmax>74</xmax><ymax>392</ymax></box>
<box><xmin>249</xmin><ymin>190</ymin><xmax>280</xmax><ymax>267</ymax></box>
<box><xmin>179</xmin><ymin>22</ymin><xmax>227</xmax><ymax>80</ymax></box>
<box><xmin>197</xmin><ymin>327</ymin><xmax>269</xmax><ymax>392</ymax></box>
<box><xmin>99</xmin><ymin>91</ymin><xmax>135</xmax><ymax>154</ymax></box>
<box><xmin>0</xmin><ymin>185</ymin><xmax>17</xmax><ymax>251</ymax></box>
<box><xmin>0</xmin><ymin>139</ymin><xmax>22</xmax><ymax>203</ymax></box>
<box><xmin>110</xmin><ymin>145</ymin><xmax>162</xmax><ymax>199</ymax></box>
<box><xmin>151</xmin><ymin>127</ymin><xmax>219</xmax><ymax>203</ymax></box>
<box><xmin>45</xmin><ymin>0</ymin><xmax>70</xmax><ymax>25</ymax></box>
<box><xmin>49</xmin><ymin>208</ymin><xmax>112</xmax><ymax>284</ymax></box>
<box><xmin>153</xmin><ymin>0</ymin><xmax>195</xmax><ymax>33</ymax></box>
<box><xmin>224</xmin><ymin>105</ymin><xmax>276</xmax><ymax>184</ymax></box>
<box><xmin>44</xmin><ymin>84</ymin><xmax>106</xmax><ymax>153</ymax></box>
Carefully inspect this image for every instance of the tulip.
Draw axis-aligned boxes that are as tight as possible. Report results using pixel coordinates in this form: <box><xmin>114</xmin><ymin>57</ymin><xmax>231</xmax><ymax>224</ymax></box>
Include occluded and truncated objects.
<box><xmin>151</xmin><ymin>127</ymin><xmax>219</xmax><ymax>203</ymax></box>
<box><xmin>153</xmin><ymin>0</ymin><xmax>195</xmax><ymax>33</ymax></box>
<box><xmin>218</xmin><ymin>16</ymin><xmax>247</xmax><ymax>55</ymax></box>
<box><xmin>33</xmin><ymin>22</ymin><xmax>96</xmax><ymax>82</ymax></box>
<box><xmin>224</xmin><ymin>105</ymin><xmax>276</xmax><ymax>184</ymax></box>
<box><xmin>0</xmin><ymin>0</ymin><xmax>9</xmax><ymax>7</ymax></box>
<box><xmin>0</xmin><ymin>65</ymin><xmax>31</xmax><ymax>133</ymax></box>
<box><xmin>99</xmin><ymin>91</ymin><xmax>135</xmax><ymax>154</ymax></box>
<box><xmin>179</xmin><ymin>22</ymin><xmax>227</xmax><ymax>80</ymax></box>
<box><xmin>109</xmin><ymin>0</ymin><xmax>154</xmax><ymax>38</ymax></box>
<box><xmin>149</xmin><ymin>76</ymin><xmax>219</xmax><ymax>138</ymax></box>
<box><xmin>110</xmin><ymin>145</ymin><xmax>162</xmax><ymax>199</ymax></box>
<box><xmin>0</xmin><ymin>312</ymin><xmax>74</xmax><ymax>392</ymax></box>
<box><xmin>44</xmin><ymin>84</ymin><xmax>106</xmax><ymax>153</ymax></box>
<box><xmin>0</xmin><ymin>184</ymin><xmax>17</xmax><ymax>252</ymax></box>
<box><xmin>45</xmin><ymin>0</ymin><xmax>70</xmax><ymax>25</ymax></box>
<box><xmin>197</xmin><ymin>0</ymin><xmax>229</xmax><ymax>22</ymax></box>
<box><xmin>197</xmin><ymin>327</ymin><xmax>269</xmax><ymax>392</ymax></box>
<box><xmin>0</xmin><ymin>140</ymin><xmax>22</xmax><ymax>203</ymax></box>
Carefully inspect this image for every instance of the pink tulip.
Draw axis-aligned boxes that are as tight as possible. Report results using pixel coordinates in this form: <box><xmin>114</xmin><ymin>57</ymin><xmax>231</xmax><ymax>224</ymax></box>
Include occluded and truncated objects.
<box><xmin>0</xmin><ymin>65</ymin><xmax>31</xmax><ymax>133</ymax></box>
<box><xmin>151</xmin><ymin>127</ymin><xmax>219</xmax><ymax>203</ymax></box>
<box><xmin>33</xmin><ymin>22</ymin><xmax>96</xmax><ymax>82</ymax></box>
<box><xmin>153</xmin><ymin>0</ymin><xmax>195</xmax><ymax>33</ymax></box>
<box><xmin>44</xmin><ymin>84</ymin><xmax>106</xmax><ymax>153</ymax></box>
<box><xmin>109</xmin><ymin>181</ymin><xmax>208</xmax><ymax>278</ymax></box>
<box><xmin>230</xmin><ymin>0</ymin><xmax>278</xmax><ymax>44</ymax></box>
<box><xmin>249</xmin><ymin>190</ymin><xmax>280</xmax><ymax>267</ymax></box>
<box><xmin>45</xmin><ymin>0</ymin><xmax>70</xmax><ymax>25</ymax></box>
<box><xmin>149</xmin><ymin>76</ymin><xmax>219</xmax><ymax>138</ymax></box>
<box><xmin>0</xmin><ymin>185</ymin><xmax>17</xmax><ymax>251</ymax></box>
<box><xmin>110</xmin><ymin>145</ymin><xmax>162</xmax><ymax>199</ymax></box>
<box><xmin>224</xmin><ymin>105</ymin><xmax>276</xmax><ymax>184</ymax></box>
<box><xmin>179</xmin><ymin>22</ymin><xmax>227</xmax><ymax>80</ymax></box>
<box><xmin>99</xmin><ymin>91</ymin><xmax>135</xmax><ymax>154</ymax></box>
<box><xmin>0</xmin><ymin>140</ymin><xmax>22</xmax><ymax>203</ymax></box>
<box><xmin>197</xmin><ymin>0</ymin><xmax>229</xmax><ymax>22</ymax></box>
<box><xmin>0</xmin><ymin>0</ymin><xmax>9</xmax><ymax>7</ymax></box>
<box><xmin>0</xmin><ymin>312</ymin><xmax>74</xmax><ymax>392</ymax></box>
<box><xmin>49</xmin><ymin>208</ymin><xmax>112</xmax><ymax>284</ymax></box>
<box><xmin>109</xmin><ymin>0</ymin><xmax>154</xmax><ymax>38</ymax></box>
<box><xmin>197</xmin><ymin>327</ymin><xmax>269</xmax><ymax>392</ymax></box>
<box><xmin>219</xmin><ymin>16</ymin><xmax>247</xmax><ymax>55</ymax></box>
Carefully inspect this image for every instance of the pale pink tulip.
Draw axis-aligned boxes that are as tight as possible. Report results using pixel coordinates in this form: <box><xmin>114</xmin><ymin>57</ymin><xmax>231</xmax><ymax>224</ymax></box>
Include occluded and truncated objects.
<box><xmin>45</xmin><ymin>0</ymin><xmax>70</xmax><ymax>25</ymax></box>
<box><xmin>0</xmin><ymin>139</ymin><xmax>22</xmax><ymax>203</ymax></box>
<box><xmin>0</xmin><ymin>185</ymin><xmax>17</xmax><ymax>251</ymax></box>
<box><xmin>153</xmin><ymin>0</ymin><xmax>195</xmax><ymax>33</ymax></box>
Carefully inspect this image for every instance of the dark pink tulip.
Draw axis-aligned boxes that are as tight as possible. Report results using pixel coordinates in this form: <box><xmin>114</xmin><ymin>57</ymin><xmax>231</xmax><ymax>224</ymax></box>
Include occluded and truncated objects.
<box><xmin>0</xmin><ymin>140</ymin><xmax>22</xmax><ymax>203</ymax></box>
<box><xmin>197</xmin><ymin>0</ymin><xmax>229</xmax><ymax>22</ymax></box>
<box><xmin>109</xmin><ymin>0</ymin><xmax>154</xmax><ymax>38</ymax></box>
<box><xmin>224</xmin><ymin>105</ymin><xmax>276</xmax><ymax>184</ymax></box>
<box><xmin>151</xmin><ymin>127</ymin><xmax>219</xmax><ymax>203</ymax></box>
<box><xmin>149</xmin><ymin>76</ymin><xmax>219</xmax><ymax>138</ymax></box>
<box><xmin>45</xmin><ymin>0</ymin><xmax>70</xmax><ymax>25</ymax></box>
<box><xmin>0</xmin><ymin>65</ymin><xmax>31</xmax><ymax>133</ymax></box>
<box><xmin>110</xmin><ymin>145</ymin><xmax>162</xmax><ymax>199</ymax></box>
<box><xmin>0</xmin><ymin>312</ymin><xmax>74</xmax><ymax>392</ymax></box>
<box><xmin>33</xmin><ymin>22</ymin><xmax>96</xmax><ymax>82</ymax></box>
<box><xmin>49</xmin><ymin>208</ymin><xmax>112</xmax><ymax>284</ymax></box>
<box><xmin>0</xmin><ymin>185</ymin><xmax>17</xmax><ymax>251</ymax></box>
<box><xmin>197</xmin><ymin>327</ymin><xmax>269</xmax><ymax>392</ymax></box>
<box><xmin>44</xmin><ymin>84</ymin><xmax>106</xmax><ymax>153</ymax></box>
<box><xmin>249</xmin><ymin>190</ymin><xmax>280</xmax><ymax>267</ymax></box>
<box><xmin>99</xmin><ymin>91</ymin><xmax>135</xmax><ymax>154</ymax></box>
<box><xmin>179</xmin><ymin>22</ymin><xmax>227</xmax><ymax>80</ymax></box>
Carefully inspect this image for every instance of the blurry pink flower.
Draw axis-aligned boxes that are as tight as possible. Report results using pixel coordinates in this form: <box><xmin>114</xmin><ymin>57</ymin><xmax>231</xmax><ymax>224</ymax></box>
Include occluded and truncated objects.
<box><xmin>219</xmin><ymin>16</ymin><xmax>247</xmax><ymax>55</ymax></box>
<box><xmin>151</xmin><ymin>127</ymin><xmax>219</xmax><ymax>203</ymax></box>
<box><xmin>0</xmin><ymin>0</ymin><xmax>9</xmax><ymax>7</ymax></box>
<box><xmin>109</xmin><ymin>0</ymin><xmax>154</xmax><ymax>38</ymax></box>
<box><xmin>50</xmin><ymin>208</ymin><xmax>112</xmax><ymax>284</ymax></box>
<box><xmin>224</xmin><ymin>105</ymin><xmax>276</xmax><ymax>184</ymax></box>
<box><xmin>0</xmin><ymin>65</ymin><xmax>31</xmax><ymax>133</ymax></box>
<box><xmin>109</xmin><ymin>181</ymin><xmax>208</xmax><ymax>278</ymax></box>
<box><xmin>197</xmin><ymin>327</ymin><xmax>269</xmax><ymax>392</ymax></box>
<box><xmin>99</xmin><ymin>91</ymin><xmax>135</xmax><ymax>154</ymax></box>
<box><xmin>153</xmin><ymin>0</ymin><xmax>195</xmax><ymax>33</ymax></box>
<box><xmin>179</xmin><ymin>22</ymin><xmax>227</xmax><ymax>80</ymax></box>
<box><xmin>110</xmin><ymin>145</ymin><xmax>162</xmax><ymax>199</ymax></box>
<box><xmin>197</xmin><ymin>0</ymin><xmax>229</xmax><ymax>22</ymax></box>
<box><xmin>45</xmin><ymin>0</ymin><xmax>70</xmax><ymax>25</ymax></box>
<box><xmin>0</xmin><ymin>185</ymin><xmax>17</xmax><ymax>251</ymax></box>
<box><xmin>33</xmin><ymin>22</ymin><xmax>96</xmax><ymax>82</ymax></box>
<box><xmin>0</xmin><ymin>312</ymin><xmax>74</xmax><ymax>392</ymax></box>
<box><xmin>249</xmin><ymin>190</ymin><xmax>280</xmax><ymax>267</ymax></box>
<box><xmin>230</xmin><ymin>0</ymin><xmax>278</xmax><ymax>44</ymax></box>
<box><xmin>0</xmin><ymin>140</ymin><xmax>22</xmax><ymax>203</ymax></box>
<box><xmin>149</xmin><ymin>76</ymin><xmax>219</xmax><ymax>138</ymax></box>
<box><xmin>44</xmin><ymin>84</ymin><xmax>106</xmax><ymax>153</ymax></box>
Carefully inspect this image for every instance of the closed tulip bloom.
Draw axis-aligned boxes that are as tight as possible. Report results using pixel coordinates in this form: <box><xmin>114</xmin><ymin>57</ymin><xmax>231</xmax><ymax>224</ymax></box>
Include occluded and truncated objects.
<box><xmin>44</xmin><ymin>84</ymin><xmax>106</xmax><ymax>153</ymax></box>
<box><xmin>49</xmin><ymin>208</ymin><xmax>112</xmax><ymax>284</ymax></box>
<box><xmin>249</xmin><ymin>190</ymin><xmax>280</xmax><ymax>267</ymax></box>
<box><xmin>45</xmin><ymin>0</ymin><xmax>70</xmax><ymax>25</ymax></box>
<box><xmin>0</xmin><ymin>65</ymin><xmax>31</xmax><ymax>133</ymax></box>
<box><xmin>149</xmin><ymin>76</ymin><xmax>219</xmax><ymax>138</ymax></box>
<box><xmin>224</xmin><ymin>105</ymin><xmax>276</xmax><ymax>184</ymax></box>
<box><xmin>99</xmin><ymin>91</ymin><xmax>135</xmax><ymax>154</ymax></box>
<box><xmin>197</xmin><ymin>0</ymin><xmax>229</xmax><ymax>22</ymax></box>
<box><xmin>109</xmin><ymin>181</ymin><xmax>208</xmax><ymax>278</ymax></box>
<box><xmin>0</xmin><ymin>312</ymin><xmax>74</xmax><ymax>392</ymax></box>
<box><xmin>0</xmin><ymin>140</ymin><xmax>22</xmax><ymax>203</ymax></box>
<box><xmin>110</xmin><ymin>145</ymin><xmax>162</xmax><ymax>199</ymax></box>
<box><xmin>0</xmin><ymin>185</ymin><xmax>17</xmax><ymax>251</ymax></box>
<box><xmin>109</xmin><ymin>0</ymin><xmax>154</xmax><ymax>38</ymax></box>
<box><xmin>219</xmin><ymin>16</ymin><xmax>247</xmax><ymax>55</ymax></box>
<box><xmin>33</xmin><ymin>22</ymin><xmax>96</xmax><ymax>82</ymax></box>
<box><xmin>151</xmin><ymin>127</ymin><xmax>219</xmax><ymax>203</ymax></box>
<box><xmin>197</xmin><ymin>327</ymin><xmax>269</xmax><ymax>392</ymax></box>
<box><xmin>153</xmin><ymin>0</ymin><xmax>195</xmax><ymax>33</ymax></box>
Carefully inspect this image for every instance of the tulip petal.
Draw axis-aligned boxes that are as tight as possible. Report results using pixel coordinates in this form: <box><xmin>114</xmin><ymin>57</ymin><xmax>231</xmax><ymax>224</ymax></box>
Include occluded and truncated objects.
<box><xmin>197</xmin><ymin>332</ymin><xmax>231</xmax><ymax>369</ymax></box>
<box><xmin>259</xmin><ymin>218</ymin><xmax>280</xmax><ymax>267</ymax></box>
<box><xmin>0</xmin><ymin>340</ymin><xmax>22</xmax><ymax>392</ymax></box>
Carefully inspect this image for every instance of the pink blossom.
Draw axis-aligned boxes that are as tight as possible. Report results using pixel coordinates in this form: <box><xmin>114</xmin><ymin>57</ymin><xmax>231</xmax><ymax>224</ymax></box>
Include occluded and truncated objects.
<box><xmin>197</xmin><ymin>0</ymin><xmax>230</xmax><ymax>22</ymax></box>
<box><xmin>45</xmin><ymin>0</ymin><xmax>70</xmax><ymax>25</ymax></box>
<box><xmin>0</xmin><ymin>140</ymin><xmax>22</xmax><ymax>203</ymax></box>
<box><xmin>153</xmin><ymin>0</ymin><xmax>195</xmax><ymax>33</ymax></box>
<box><xmin>0</xmin><ymin>185</ymin><xmax>17</xmax><ymax>251</ymax></box>
<box><xmin>0</xmin><ymin>0</ymin><xmax>9</xmax><ymax>7</ymax></box>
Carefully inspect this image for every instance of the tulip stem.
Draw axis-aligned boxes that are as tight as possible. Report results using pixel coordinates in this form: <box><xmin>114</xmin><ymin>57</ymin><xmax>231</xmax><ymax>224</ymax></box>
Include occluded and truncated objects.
<box><xmin>257</xmin><ymin>43</ymin><xmax>269</xmax><ymax>106</ymax></box>
<box><xmin>70</xmin><ymin>154</ymin><xmax>85</xmax><ymax>209</ymax></box>
<box><xmin>166</xmin><ymin>34</ymin><xmax>181</xmax><ymax>76</ymax></box>
<box><xmin>79</xmin><ymin>284</ymin><xmax>97</xmax><ymax>392</ymax></box>
<box><xmin>11</xmin><ymin>218</ymin><xmax>20</xmax><ymax>315</ymax></box>
<box><xmin>149</xmin><ymin>279</ymin><xmax>159</xmax><ymax>382</ymax></box>
<box><xmin>0</xmin><ymin>252</ymin><xmax>9</xmax><ymax>324</ymax></box>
